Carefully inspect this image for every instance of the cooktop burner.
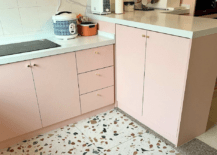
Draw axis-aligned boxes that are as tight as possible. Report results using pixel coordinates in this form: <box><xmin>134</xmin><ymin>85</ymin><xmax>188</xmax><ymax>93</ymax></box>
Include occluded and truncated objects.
<box><xmin>0</xmin><ymin>39</ymin><xmax>61</xmax><ymax>57</ymax></box>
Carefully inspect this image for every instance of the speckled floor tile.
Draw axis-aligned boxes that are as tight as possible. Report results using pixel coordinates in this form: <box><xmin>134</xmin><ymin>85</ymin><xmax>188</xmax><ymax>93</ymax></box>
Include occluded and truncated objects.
<box><xmin>0</xmin><ymin>124</ymin><xmax>101</xmax><ymax>155</ymax></box>
<box><xmin>76</xmin><ymin>109</ymin><xmax>147</xmax><ymax>150</ymax></box>
<box><xmin>101</xmin><ymin>134</ymin><xmax>180</xmax><ymax>155</ymax></box>
<box><xmin>0</xmin><ymin>109</ymin><xmax>180</xmax><ymax>155</ymax></box>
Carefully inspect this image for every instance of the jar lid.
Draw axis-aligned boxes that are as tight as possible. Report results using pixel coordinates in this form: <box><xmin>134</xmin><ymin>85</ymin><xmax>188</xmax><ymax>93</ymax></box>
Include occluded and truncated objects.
<box><xmin>52</xmin><ymin>11</ymin><xmax>77</xmax><ymax>21</ymax></box>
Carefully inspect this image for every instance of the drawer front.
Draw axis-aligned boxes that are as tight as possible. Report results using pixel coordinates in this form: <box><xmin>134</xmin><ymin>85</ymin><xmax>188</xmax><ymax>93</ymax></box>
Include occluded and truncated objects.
<box><xmin>80</xmin><ymin>86</ymin><xmax>114</xmax><ymax>114</ymax></box>
<box><xmin>79</xmin><ymin>67</ymin><xmax>114</xmax><ymax>94</ymax></box>
<box><xmin>76</xmin><ymin>45</ymin><xmax>113</xmax><ymax>73</ymax></box>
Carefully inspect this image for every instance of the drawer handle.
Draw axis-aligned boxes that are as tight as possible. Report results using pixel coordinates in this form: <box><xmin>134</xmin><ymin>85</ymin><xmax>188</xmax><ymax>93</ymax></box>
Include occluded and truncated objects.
<box><xmin>97</xmin><ymin>94</ymin><xmax>101</xmax><ymax>96</ymax></box>
<box><xmin>95</xmin><ymin>73</ymin><xmax>101</xmax><ymax>76</ymax></box>
<box><xmin>95</xmin><ymin>52</ymin><xmax>99</xmax><ymax>54</ymax></box>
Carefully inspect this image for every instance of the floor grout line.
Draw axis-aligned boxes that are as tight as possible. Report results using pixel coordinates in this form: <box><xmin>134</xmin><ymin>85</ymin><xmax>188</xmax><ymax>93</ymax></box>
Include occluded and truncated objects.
<box><xmin>75</xmin><ymin>123</ymin><xmax>104</xmax><ymax>154</ymax></box>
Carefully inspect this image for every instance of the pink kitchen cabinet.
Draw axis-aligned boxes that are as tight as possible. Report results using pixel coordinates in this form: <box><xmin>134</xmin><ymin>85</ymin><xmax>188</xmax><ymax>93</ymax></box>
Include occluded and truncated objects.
<box><xmin>31</xmin><ymin>53</ymin><xmax>81</xmax><ymax>127</ymax></box>
<box><xmin>116</xmin><ymin>24</ymin><xmax>147</xmax><ymax>116</ymax></box>
<box><xmin>0</xmin><ymin>61</ymin><xmax>42</xmax><ymax>142</ymax></box>
<box><xmin>116</xmin><ymin>24</ymin><xmax>217</xmax><ymax>146</ymax></box>
<box><xmin>142</xmin><ymin>31</ymin><xmax>192</xmax><ymax>142</ymax></box>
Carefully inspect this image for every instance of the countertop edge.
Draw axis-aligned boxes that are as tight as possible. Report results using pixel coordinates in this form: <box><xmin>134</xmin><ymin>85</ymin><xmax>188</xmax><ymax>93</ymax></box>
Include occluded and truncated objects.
<box><xmin>87</xmin><ymin>13</ymin><xmax>199</xmax><ymax>39</ymax></box>
<box><xmin>0</xmin><ymin>36</ymin><xmax>115</xmax><ymax>65</ymax></box>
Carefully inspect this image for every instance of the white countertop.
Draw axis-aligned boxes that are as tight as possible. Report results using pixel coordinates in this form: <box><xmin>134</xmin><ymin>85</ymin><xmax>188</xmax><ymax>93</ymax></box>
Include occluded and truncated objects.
<box><xmin>87</xmin><ymin>10</ymin><xmax>217</xmax><ymax>38</ymax></box>
<box><xmin>0</xmin><ymin>33</ymin><xmax>115</xmax><ymax>65</ymax></box>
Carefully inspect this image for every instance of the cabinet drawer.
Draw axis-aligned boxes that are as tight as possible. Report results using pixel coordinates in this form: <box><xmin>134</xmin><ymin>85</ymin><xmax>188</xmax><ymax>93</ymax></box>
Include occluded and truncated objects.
<box><xmin>80</xmin><ymin>86</ymin><xmax>114</xmax><ymax>114</ymax></box>
<box><xmin>76</xmin><ymin>45</ymin><xmax>113</xmax><ymax>73</ymax></box>
<box><xmin>79</xmin><ymin>67</ymin><xmax>114</xmax><ymax>94</ymax></box>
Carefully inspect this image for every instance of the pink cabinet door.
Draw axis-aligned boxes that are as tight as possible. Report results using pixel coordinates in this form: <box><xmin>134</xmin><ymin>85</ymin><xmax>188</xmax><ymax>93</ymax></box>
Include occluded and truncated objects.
<box><xmin>116</xmin><ymin>24</ymin><xmax>147</xmax><ymax>115</ymax></box>
<box><xmin>143</xmin><ymin>31</ymin><xmax>191</xmax><ymax>138</ymax></box>
<box><xmin>76</xmin><ymin>45</ymin><xmax>114</xmax><ymax>73</ymax></box>
<box><xmin>0</xmin><ymin>61</ymin><xmax>42</xmax><ymax>142</ymax></box>
<box><xmin>31</xmin><ymin>53</ymin><xmax>81</xmax><ymax>127</ymax></box>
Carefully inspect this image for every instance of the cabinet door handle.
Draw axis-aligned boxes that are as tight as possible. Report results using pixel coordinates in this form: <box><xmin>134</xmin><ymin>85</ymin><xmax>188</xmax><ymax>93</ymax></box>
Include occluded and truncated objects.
<box><xmin>95</xmin><ymin>73</ymin><xmax>101</xmax><ymax>76</ymax></box>
<box><xmin>142</xmin><ymin>35</ymin><xmax>146</xmax><ymax>37</ymax></box>
<box><xmin>146</xmin><ymin>36</ymin><xmax>150</xmax><ymax>38</ymax></box>
<box><xmin>95</xmin><ymin>52</ymin><xmax>99</xmax><ymax>54</ymax></box>
<box><xmin>33</xmin><ymin>64</ymin><xmax>37</xmax><ymax>66</ymax></box>
<box><xmin>27</xmin><ymin>65</ymin><xmax>31</xmax><ymax>68</ymax></box>
<box><xmin>97</xmin><ymin>94</ymin><xmax>101</xmax><ymax>96</ymax></box>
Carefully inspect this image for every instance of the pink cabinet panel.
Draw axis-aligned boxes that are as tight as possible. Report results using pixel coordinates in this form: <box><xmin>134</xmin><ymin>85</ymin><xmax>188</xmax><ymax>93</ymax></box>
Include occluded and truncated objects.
<box><xmin>31</xmin><ymin>53</ymin><xmax>81</xmax><ymax>127</ymax></box>
<box><xmin>116</xmin><ymin>24</ymin><xmax>147</xmax><ymax>115</ymax></box>
<box><xmin>80</xmin><ymin>86</ymin><xmax>114</xmax><ymax>114</ymax></box>
<box><xmin>0</xmin><ymin>61</ymin><xmax>42</xmax><ymax>142</ymax></box>
<box><xmin>76</xmin><ymin>45</ymin><xmax>114</xmax><ymax>73</ymax></box>
<box><xmin>78</xmin><ymin>67</ymin><xmax>114</xmax><ymax>95</ymax></box>
<box><xmin>143</xmin><ymin>31</ymin><xmax>191</xmax><ymax>138</ymax></box>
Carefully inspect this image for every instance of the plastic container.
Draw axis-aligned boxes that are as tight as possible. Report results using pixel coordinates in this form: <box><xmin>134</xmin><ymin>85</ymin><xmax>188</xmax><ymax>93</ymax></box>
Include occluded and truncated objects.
<box><xmin>77</xmin><ymin>22</ymin><xmax>98</xmax><ymax>36</ymax></box>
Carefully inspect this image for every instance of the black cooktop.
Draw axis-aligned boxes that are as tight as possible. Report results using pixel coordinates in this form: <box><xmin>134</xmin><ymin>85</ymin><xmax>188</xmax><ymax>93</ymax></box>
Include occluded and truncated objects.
<box><xmin>0</xmin><ymin>39</ymin><xmax>61</xmax><ymax>57</ymax></box>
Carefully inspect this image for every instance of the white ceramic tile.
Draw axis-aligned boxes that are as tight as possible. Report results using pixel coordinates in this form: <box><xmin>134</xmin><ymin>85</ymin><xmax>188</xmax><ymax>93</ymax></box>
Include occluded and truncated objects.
<box><xmin>58</xmin><ymin>0</ymin><xmax>73</xmax><ymax>12</ymax></box>
<box><xmin>76</xmin><ymin>109</ymin><xmax>147</xmax><ymax>151</ymax></box>
<box><xmin>37</xmin><ymin>6</ymin><xmax>56</xmax><ymax>31</ymax></box>
<box><xmin>0</xmin><ymin>0</ymin><xmax>18</xmax><ymax>9</ymax></box>
<box><xmin>70</xmin><ymin>4</ymin><xmax>86</xmax><ymax>14</ymax></box>
<box><xmin>37</xmin><ymin>0</ymin><xmax>58</xmax><ymax>7</ymax></box>
<box><xmin>19</xmin><ymin>7</ymin><xmax>41</xmax><ymax>32</ymax></box>
<box><xmin>0</xmin><ymin>22</ymin><xmax>4</xmax><ymax>36</ymax></box>
<box><xmin>0</xmin><ymin>8</ymin><xmax>23</xmax><ymax>35</ymax></box>
<box><xmin>17</xmin><ymin>0</ymin><xmax>38</xmax><ymax>7</ymax></box>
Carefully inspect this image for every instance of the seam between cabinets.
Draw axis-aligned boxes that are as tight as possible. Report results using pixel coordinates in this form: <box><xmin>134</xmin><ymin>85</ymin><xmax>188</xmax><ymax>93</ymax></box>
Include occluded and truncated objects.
<box><xmin>114</xmin><ymin>25</ymin><xmax>117</xmax><ymax>107</ymax></box>
<box><xmin>75</xmin><ymin>52</ymin><xmax>82</xmax><ymax>115</ymax></box>
<box><xmin>30</xmin><ymin>60</ymin><xmax>43</xmax><ymax>127</ymax></box>
<box><xmin>78</xmin><ymin>65</ymin><xmax>114</xmax><ymax>75</ymax></box>
<box><xmin>142</xmin><ymin>30</ymin><xmax>148</xmax><ymax>116</ymax></box>
<box><xmin>80</xmin><ymin>85</ymin><xmax>114</xmax><ymax>96</ymax></box>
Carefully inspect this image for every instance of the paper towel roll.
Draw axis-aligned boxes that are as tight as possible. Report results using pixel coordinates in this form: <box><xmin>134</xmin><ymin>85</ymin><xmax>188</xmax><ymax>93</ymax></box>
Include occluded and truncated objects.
<box><xmin>115</xmin><ymin>0</ymin><xmax>123</xmax><ymax>14</ymax></box>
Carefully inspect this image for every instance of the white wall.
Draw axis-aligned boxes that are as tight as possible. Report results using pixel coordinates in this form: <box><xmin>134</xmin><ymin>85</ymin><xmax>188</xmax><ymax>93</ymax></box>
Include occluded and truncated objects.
<box><xmin>0</xmin><ymin>0</ymin><xmax>88</xmax><ymax>38</ymax></box>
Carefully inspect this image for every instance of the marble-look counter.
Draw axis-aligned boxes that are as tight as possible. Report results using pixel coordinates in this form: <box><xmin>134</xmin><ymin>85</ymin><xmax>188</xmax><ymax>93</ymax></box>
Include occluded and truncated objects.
<box><xmin>87</xmin><ymin>10</ymin><xmax>217</xmax><ymax>38</ymax></box>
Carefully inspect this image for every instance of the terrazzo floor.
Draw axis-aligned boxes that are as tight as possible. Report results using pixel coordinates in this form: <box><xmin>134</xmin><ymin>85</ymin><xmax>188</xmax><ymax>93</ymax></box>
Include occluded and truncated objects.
<box><xmin>0</xmin><ymin>109</ymin><xmax>180</xmax><ymax>155</ymax></box>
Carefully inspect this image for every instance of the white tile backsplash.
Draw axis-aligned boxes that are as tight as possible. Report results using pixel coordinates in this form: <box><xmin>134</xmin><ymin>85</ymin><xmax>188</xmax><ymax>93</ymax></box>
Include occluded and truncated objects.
<box><xmin>17</xmin><ymin>0</ymin><xmax>38</xmax><ymax>7</ymax></box>
<box><xmin>38</xmin><ymin>6</ymin><xmax>56</xmax><ymax>31</ymax></box>
<box><xmin>0</xmin><ymin>8</ymin><xmax>23</xmax><ymax>35</ymax></box>
<box><xmin>0</xmin><ymin>0</ymin><xmax>18</xmax><ymax>9</ymax></box>
<box><xmin>37</xmin><ymin>0</ymin><xmax>58</xmax><ymax>7</ymax></box>
<box><xmin>19</xmin><ymin>7</ymin><xmax>41</xmax><ymax>32</ymax></box>
<box><xmin>0</xmin><ymin>22</ymin><xmax>3</xmax><ymax>36</ymax></box>
<box><xmin>0</xmin><ymin>0</ymin><xmax>88</xmax><ymax>38</ymax></box>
